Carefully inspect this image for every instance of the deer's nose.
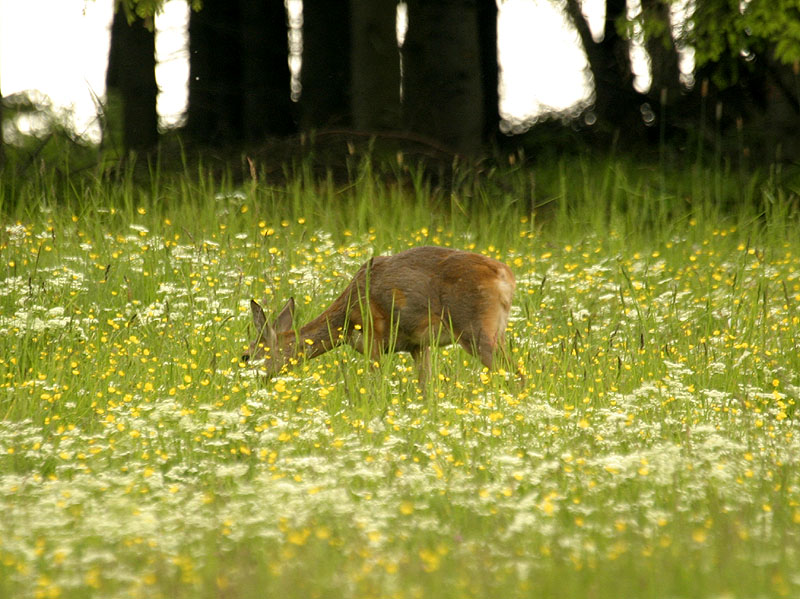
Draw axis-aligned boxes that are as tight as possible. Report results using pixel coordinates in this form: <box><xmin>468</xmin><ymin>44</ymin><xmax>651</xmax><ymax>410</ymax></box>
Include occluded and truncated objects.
<box><xmin>241</xmin><ymin>353</ymin><xmax>250</xmax><ymax>363</ymax></box>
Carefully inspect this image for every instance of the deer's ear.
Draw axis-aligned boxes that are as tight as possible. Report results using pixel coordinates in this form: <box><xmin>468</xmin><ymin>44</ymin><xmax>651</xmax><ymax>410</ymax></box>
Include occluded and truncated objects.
<box><xmin>251</xmin><ymin>300</ymin><xmax>268</xmax><ymax>333</ymax></box>
<box><xmin>273</xmin><ymin>297</ymin><xmax>295</xmax><ymax>333</ymax></box>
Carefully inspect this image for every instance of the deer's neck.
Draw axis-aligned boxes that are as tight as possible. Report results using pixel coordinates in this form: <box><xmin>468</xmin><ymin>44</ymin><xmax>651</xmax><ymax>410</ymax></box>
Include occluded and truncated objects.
<box><xmin>283</xmin><ymin>306</ymin><xmax>349</xmax><ymax>360</ymax></box>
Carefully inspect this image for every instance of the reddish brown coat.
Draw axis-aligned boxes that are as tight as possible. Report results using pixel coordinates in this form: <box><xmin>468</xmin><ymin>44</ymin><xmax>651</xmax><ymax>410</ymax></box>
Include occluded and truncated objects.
<box><xmin>245</xmin><ymin>246</ymin><xmax>515</xmax><ymax>383</ymax></box>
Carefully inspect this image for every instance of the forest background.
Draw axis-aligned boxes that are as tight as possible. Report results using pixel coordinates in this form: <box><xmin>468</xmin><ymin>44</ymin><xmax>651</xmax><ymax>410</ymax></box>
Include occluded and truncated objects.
<box><xmin>2</xmin><ymin>0</ymin><xmax>800</xmax><ymax>168</ymax></box>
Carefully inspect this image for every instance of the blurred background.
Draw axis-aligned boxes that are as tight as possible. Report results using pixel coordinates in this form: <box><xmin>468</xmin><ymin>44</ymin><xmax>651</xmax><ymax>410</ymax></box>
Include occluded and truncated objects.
<box><xmin>1</xmin><ymin>0</ymin><xmax>799</xmax><ymax>163</ymax></box>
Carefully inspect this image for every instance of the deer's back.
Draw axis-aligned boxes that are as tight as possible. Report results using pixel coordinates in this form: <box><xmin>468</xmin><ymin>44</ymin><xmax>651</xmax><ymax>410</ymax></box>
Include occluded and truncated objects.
<box><xmin>348</xmin><ymin>246</ymin><xmax>515</xmax><ymax>348</ymax></box>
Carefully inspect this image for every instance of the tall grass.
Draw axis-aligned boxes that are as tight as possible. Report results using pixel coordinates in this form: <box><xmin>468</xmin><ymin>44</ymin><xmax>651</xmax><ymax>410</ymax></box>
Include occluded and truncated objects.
<box><xmin>0</xmin><ymin>155</ymin><xmax>799</xmax><ymax>599</ymax></box>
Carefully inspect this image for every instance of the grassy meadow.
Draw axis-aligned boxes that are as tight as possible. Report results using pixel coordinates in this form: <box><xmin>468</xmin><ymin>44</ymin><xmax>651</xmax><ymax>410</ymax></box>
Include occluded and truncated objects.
<box><xmin>1</xmin><ymin>157</ymin><xmax>799</xmax><ymax>598</ymax></box>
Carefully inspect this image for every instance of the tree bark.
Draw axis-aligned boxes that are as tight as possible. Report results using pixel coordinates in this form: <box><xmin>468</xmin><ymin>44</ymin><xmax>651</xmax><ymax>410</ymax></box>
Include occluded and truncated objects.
<box><xmin>478</xmin><ymin>0</ymin><xmax>499</xmax><ymax>144</ymax></box>
<box><xmin>106</xmin><ymin>8</ymin><xmax>159</xmax><ymax>153</ymax></box>
<box><xmin>0</xmin><ymin>71</ymin><xmax>5</xmax><ymax>170</ymax></box>
<box><xmin>301</xmin><ymin>0</ymin><xmax>352</xmax><ymax>129</ymax></box>
<box><xmin>641</xmin><ymin>0</ymin><xmax>681</xmax><ymax>103</ymax></box>
<box><xmin>241</xmin><ymin>0</ymin><xmax>296</xmax><ymax>139</ymax></box>
<box><xmin>563</xmin><ymin>0</ymin><xmax>646</xmax><ymax>134</ymax></box>
<box><xmin>403</xmin><ymin>0</ymin><xmax>484</xmax><ymax>155</ymax></box>
<box><xmin>186</xmin><ymin>0</ymin><xmax>243</xmax><ymax>144</ymax></box>
<box><xmin>351</xmin><ymin>0</ymin><xmax>401</xmax><ymax>131</ymax></box>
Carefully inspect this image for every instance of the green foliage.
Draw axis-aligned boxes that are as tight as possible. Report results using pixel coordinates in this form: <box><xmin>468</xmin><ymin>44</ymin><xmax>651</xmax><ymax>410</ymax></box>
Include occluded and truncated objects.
<box><xmin>626</xmin><ymin>0</ymin><xmax>800</xmax><ymax>86</ymax></box>
<box><xmin>737</xmin><ymin>0</ymin><xmax>800</xmax><ymax>63</ymax></box>
<box><xmin>113</xmin><ymin>0</ymin><xmax>202</xmax><ymax>25</ymax></box>
<box><xmin>695</xmin><ymin>0</ymin><xmax>800</xmax><ymax>66</ymax></box>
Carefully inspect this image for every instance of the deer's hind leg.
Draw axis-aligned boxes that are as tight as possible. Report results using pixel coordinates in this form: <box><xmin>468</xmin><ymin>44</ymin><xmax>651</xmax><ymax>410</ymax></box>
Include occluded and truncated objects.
<box><xmin>457</xmin><ymin>329</ymin><xmax>498</xmax><ymax>370</ymax></box>
<box><xmin>454</xmin><ymin>299</ymin><xmax>513</xmax><ymax>371</ymax></box>
<box><xmin>411</xmin><ymin>345</ymin><xmax>432</xmax><ymax>386</ymax></box>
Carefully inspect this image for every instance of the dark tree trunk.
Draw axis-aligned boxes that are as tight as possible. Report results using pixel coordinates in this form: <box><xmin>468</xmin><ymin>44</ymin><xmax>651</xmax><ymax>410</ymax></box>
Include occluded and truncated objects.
<box><xmin>351</xmin><ymin>0</ymin><xmax>401</xmax><ymax>131</ymax></box>
<box><xmin>403</xmin><ymin>0</ymin><xmax>484</xmax><ymax>155</ymax></box>
<box><xmin>186</xmin><ymin>0</ymin><xmax>244</xmax><ymax>144</ymax></box>
<box><xmin>187</xmin><ymin>0</ymin><xmax>295</xmax><ymax>145</ymax></box>
<box><xmin>106</xmin><ymin>8</ymin><xmax>158</xmax><ymax>153</ymax></box>
<box><xmin>478</xmin><ymin>0</ymin><xmax>499</xmax><ymax>144</ymax></box>
<box><xmin>241</xmin><ymin>0</ymin><xmax>296</xmax><ymax>139</ymax></box>
<box><xmin>301</xmin><ymin>0</ymin><xmax>352</xmax><ymax>129</ymax></box>
<box><xmin>692</xmin><ymin>44</ymin><xmax>800</xmax><ymax>161</ymax></box>
<box><xmin>0</xmin><ymin>74</ymin><xmax>5</xmax><ymax>170</ymax></box>
<box><xmin>641</xmin><ymin>0</ymin><xmax>681</xmax><ymax>103</ymax></box>
<box><xmin>564</xmin><ymin>0</ymin><xmax>646</xmax><ymax>135</ymax></box>
<box><xmin>752</xmin><ymin>57</ymin><xmax>800</xmax><ymax>160</ymax></box>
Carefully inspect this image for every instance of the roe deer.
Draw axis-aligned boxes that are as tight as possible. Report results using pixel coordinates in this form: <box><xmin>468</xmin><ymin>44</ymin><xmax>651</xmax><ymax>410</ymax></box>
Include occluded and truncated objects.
<box><xmin>242</xmin><ymin>246</ymin><xmax>515</xmax><ymax>383</ymax></box>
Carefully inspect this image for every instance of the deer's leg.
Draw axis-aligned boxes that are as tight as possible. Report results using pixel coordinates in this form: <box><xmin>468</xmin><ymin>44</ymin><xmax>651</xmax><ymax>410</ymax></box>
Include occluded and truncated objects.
<box><xmin>456</xmin><ymin>328</ymin><xmax>496</xmax><ymax>370</ymax></box>
<box><xmin>492</xmin><ymin>327</ymin><xmax>514</xmax><ymax>364</ymax></box>
<box><xmin>411</xmin><ymin>345</ymin><xmax>431</xmax><ymax>386</ymax></box>
<box><xmin>471</xmin><ymin>305</ymin><xmax>514</xmax><ymax>371</ymax></box>
<box><xmin>459</xmin><ymin>328</ymin><xmax>517</xmax><ymax>373</ymax></box>
<box><xmin>368</xmin><ymin>306</ymin><xmax>388</xmax><ymax>363</ymax></box>
<box><xmin>472</xmin><ymin>328</ymin><xmax>523</xmax><ymax>383</ymax></box>
<box><xmin>477</xmin><ymin>331</ymin><xmax>498</xmax><ymax>369</ymax></box>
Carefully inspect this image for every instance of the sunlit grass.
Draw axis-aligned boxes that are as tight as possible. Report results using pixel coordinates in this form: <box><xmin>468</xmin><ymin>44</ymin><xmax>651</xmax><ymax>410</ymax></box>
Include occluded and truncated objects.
<box><xmin>1</xmin><ymin>158</ymin><xmax>799</xmax><ymax>598</ymax></box>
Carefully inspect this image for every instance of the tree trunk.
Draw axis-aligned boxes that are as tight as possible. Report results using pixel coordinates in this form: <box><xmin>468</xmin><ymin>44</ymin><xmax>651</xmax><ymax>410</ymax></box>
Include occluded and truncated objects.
<box><xmin>563</xmin><ymin>0</ymin><xmax>646</xmax><ymax>135</ymax></box>
<box><xmin>403</xmin><ymin>0</ymin><xmax>484</xmax><ymax>155</ymax></box>
<box><xmin>641</xmin><ymin>0</ymin><xmax>681</xmax><ymax>103</ymax></box>
<box><xmin>0</xmin><ymin>72</ymin><xmax>5</xmax><ymax>170</ymax></box>
<box><xmin>186</xmin><ymin>0</ymin><xmax>243</xmax><ymax>144</ymax></box>
<box><xmin>692</xmin><ymin>44</ymin><xmax>800</xmax><ymax>161</ymax></box>
<box><xmin>241</xmin><ymin>0</ymin><xmax>296</xmax><ymax>140</ymax></box>
<box><xmin>106</xmin><ymin>8</ymin><xmax>159</xmax><ymax>153</ymax></box>
<box><xmin>301</xmin><ymin>0</ymin><xmax>352</xmax><ymax>129</ymax></box>
<box><xmin>478</xmin><ymin>0</ymin><xmax>499</xmax><ymax>144</ymax></box>
<box><xmin>351</xmin><ymin>0</ymin><xmax>401</xmax><ymax>131</ymax></box>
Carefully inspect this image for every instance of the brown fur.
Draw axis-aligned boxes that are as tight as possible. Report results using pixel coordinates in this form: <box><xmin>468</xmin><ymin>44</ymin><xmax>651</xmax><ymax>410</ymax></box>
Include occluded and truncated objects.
<box><xmin>244</xmin><ymin>246</ymin><xmax>515</xmax><ymax>383</ymax></box>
